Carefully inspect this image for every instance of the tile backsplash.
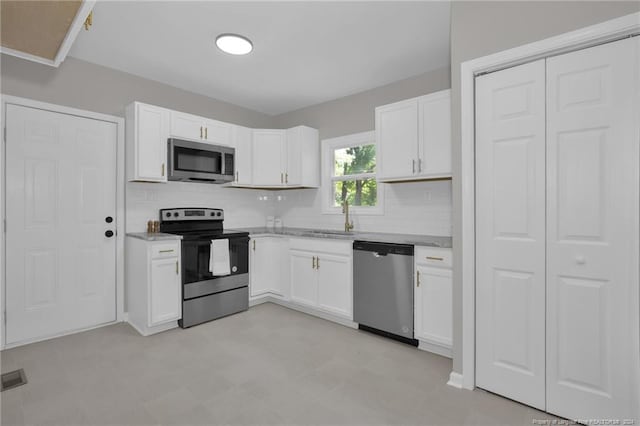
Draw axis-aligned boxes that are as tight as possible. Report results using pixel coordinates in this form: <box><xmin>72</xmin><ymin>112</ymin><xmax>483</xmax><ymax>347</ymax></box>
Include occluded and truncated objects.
<box><xmin>126</xmin><ymin>179</ymin><xmax>452</xmax><ymax>237</ymax></box>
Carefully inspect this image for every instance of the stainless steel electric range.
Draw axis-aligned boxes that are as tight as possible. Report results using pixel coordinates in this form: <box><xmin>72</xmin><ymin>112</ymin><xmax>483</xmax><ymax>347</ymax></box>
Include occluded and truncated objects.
<box><xmin>159</xmin><ymin>208</ymin><xmax>250</xmax><ymax>328</ymax></box>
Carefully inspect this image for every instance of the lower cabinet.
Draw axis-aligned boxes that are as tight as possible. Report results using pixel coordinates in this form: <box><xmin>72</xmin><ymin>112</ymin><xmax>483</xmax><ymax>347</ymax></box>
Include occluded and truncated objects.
<box><xmin>126</xmin><ymin>237</ymin><xmax>182</xmax><ymax>336</ymax></box>
<box><xmin>289</xmin><ymin>238</ymin><xmax>353</xmax><ymax>320</ymax></box>
<box><xmin>414</xmin><ymin>246</ymin><xmax>452</xmax><ymax>356</ymax></box>
<box><xmin>249</xmin><ymin>236</ymin><xmax>288</xmax><ymax>300</ymax></box>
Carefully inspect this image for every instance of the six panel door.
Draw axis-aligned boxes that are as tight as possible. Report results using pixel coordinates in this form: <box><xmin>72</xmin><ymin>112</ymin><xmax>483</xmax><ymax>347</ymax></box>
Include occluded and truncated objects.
<box><xmin>5</xmin><ymin>104</ymin><xmax>118</xmax><ymax>344</ymax></box>
<box><xmin>545</xmin><ymin>36</ymin><xmax>639</xmax><ymax>421</ymax></box>
<box><xmin>475</xmin><ymin>59</ymin><xmax>547</xmax><ymax>410</ymax></box>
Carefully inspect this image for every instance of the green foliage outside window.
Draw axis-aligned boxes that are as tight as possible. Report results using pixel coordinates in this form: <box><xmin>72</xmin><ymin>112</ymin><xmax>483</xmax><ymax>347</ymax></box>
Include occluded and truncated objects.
<box><xmin>332</xmin><ymin>144</ymin><xmax>377</xmax><ymax>207</ymax></box>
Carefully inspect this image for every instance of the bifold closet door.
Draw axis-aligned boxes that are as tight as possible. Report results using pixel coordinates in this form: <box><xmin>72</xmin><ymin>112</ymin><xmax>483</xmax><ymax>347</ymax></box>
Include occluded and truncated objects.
<box><xmin>546</xmin><ymin>36</ymin><xmax>639</xmax><ymax>420</ymax></box>
<box><xmin>475</xmin><ymin>59</ymin><xmax>547</xmax><ymax>410</ymax></box>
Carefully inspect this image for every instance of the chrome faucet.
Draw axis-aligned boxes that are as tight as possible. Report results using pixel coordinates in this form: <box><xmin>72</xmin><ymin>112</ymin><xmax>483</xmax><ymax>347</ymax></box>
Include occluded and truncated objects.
<box><xmin>342</xmin><ymin>200</ymin><xmax>354</xmax><ymax>232</ymax></box>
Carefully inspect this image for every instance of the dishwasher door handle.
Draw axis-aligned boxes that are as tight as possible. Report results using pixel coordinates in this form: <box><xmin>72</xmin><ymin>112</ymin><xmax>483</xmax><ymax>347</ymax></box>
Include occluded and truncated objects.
<box><xmin>372</xmin><ymin>252</ymin><xmax>387</xmax><ymax>258</ymax></box>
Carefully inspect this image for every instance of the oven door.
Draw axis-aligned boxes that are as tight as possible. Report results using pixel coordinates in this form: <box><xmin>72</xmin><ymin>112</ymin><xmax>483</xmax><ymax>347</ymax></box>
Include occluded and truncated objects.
<box><xmin>168</xmin><ymin>138</ymin><xmax>234</xmax><ymax>182</ymax></box>
<box><xmin>181</xmin><ymin>236</ymin><xmax>249</xmax><ymax>299</ymax></box>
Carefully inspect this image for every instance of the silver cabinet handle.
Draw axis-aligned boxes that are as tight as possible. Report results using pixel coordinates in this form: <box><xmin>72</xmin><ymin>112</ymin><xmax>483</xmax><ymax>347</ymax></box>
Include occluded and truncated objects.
<box><xmin>412</xmin><ymin>159</ymin><xmax>416</xmax><ymax>174</ymax></box>
<box><xmin>312</xmin><ymin>256</ymin><xmax>316</xmax><ymax>269</ymax></box>
<box><xmin>176</xmin><ymin>261</ymin><xmax>179</xmax><ymax>275</ymax></box>
<box><xmin>159</xmin><ymin>249</ymin><xmax>174</xmax><ymax>253</ymax></box>
<box><xmin>200</xmin><ymin>126</ymin><xmax>203</xmax><ymax>139</ymax></box>
<box><xmin>205</xmin><ymin>127</ymin><xmax>208</xmax><ymax>139</ymax></box>
<box><xmin>426</xmin><ymin>256</ymin><xmax>444</xmax><ymax>261</ymax></box>
<box><xmin>316</xmin><ymin>256</ymin><xmax>320</xmax><ymax>269</ymax></box>
<box><xmin>417</xmin><ymin>270</ymin><xmax>421</xmax><ymax>287</ymax></box>
<box><xmin>418</xmin><ymin>158</ymin><xmax>422</xmax><ymax>173</ymax></box>
<box><xmin>252</xmin><ymin>240</ymin><xmax>256</xmax><ymax>251</ymax></box>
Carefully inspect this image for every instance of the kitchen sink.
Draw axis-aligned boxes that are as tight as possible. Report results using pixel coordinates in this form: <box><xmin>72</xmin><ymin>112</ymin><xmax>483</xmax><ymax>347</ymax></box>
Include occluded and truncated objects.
<box><xmin>307</xmin><ymin>229</ymin><xmax>355</xmax><ymax>236</ymax></box>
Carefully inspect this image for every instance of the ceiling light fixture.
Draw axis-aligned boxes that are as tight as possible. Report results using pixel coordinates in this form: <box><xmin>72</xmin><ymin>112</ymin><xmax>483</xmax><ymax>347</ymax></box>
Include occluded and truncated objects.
<box><xmin>215</xmin><ymin>33</ymin><xmax>253</xmax><ymax>55</ymax></box>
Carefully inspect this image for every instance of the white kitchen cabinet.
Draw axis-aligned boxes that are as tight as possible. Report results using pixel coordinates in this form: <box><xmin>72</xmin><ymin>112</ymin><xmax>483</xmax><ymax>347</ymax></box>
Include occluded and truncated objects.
<box><xmin>251</xmin><ymin>129</ymin><xmax>286</xmax><ymax>186</ymax></box>
<box><xmin>126</xmin><ymin>237</ymin><xmax>182</xmax><ymax>336</ymax></box>
<box><xmin>414</xmin><ymin>246</ymin><xmax>452</xmax><ymax>357</ymax></box>
<box><xmin>249</xmin><ymin>236</ymin><xmax>288</xmax><ymax>300</ymax></box>
<box><xmin>150</xmin><ymin>257</ymin><xmax>182</xmax><ymax>326</ymax></box>
<box><xmin>170</xmin><ymin>111</ymin><xmax>232</xmax><ymax>145</ymax></box>
<box><xmin>289</xmin><ymin>250</ymin><xmax>318</xmax><ymax>306</ymax></box>
<box><xmin>317</xmin><ymin>254</ymin><xmax>352</xmax><ymax>318</ymax></box>
<box><xmin>285</xmin><ymin>126</ymin><xmax>320</xmax><ymax>187</ymax></box>
<box><xmin>376</xmin><ymin>89</ymin><xmax>451</xmax><ymax>182</ymax></box>
<box><xmin>418</xmin><ymin>90</ymin><xmax>451</xmax><ymax>178</ymax></box>
<box><xmin>248</xmin><ymin>126</ymin><xmax>319</xmax><ymax>188</ymax></box>
<box><xmin>232</xmin><ymin>125</ymin><xmax>253</xmax><ymax>185</ymax></box>
<box><xmin>289</xmin><ymin>238</ymin><xmax>352</xmax><ymax>320</ymax></box>
<box><xmin>125</xmin><ymin>102</ymin><xmax>170</xmax><ymax>182</ymax></box>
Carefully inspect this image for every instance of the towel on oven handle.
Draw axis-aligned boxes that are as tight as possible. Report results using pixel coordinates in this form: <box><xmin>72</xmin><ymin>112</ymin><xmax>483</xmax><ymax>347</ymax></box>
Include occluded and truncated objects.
<box><xmin>209</xmin><ymin>239</ymin><xmax>231</xmax><ymax>276</ymax></box>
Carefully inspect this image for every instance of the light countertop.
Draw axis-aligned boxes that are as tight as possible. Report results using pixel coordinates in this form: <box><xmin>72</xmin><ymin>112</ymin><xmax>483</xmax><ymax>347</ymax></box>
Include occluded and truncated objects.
<box><xmin>228</xmin><ymin>227</ymin><xmax>452</xmax><ymax>248</ymax></box>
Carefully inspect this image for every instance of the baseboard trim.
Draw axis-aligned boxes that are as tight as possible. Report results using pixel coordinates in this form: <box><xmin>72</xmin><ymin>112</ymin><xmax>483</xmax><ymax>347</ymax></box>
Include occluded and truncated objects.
<box><xmin>447</xmin><ymin>371</ymin><xmax>464</xmax><ymax>389</ymax></box>
<box><xmin>253</xmin><ymin>295</ymin><xmax>358</xmax><ymax>329</ymax></box>
<box><xmin>418</xmin><ymin>340</ymin><xmax>452</xmax><ymax>358</ymax></box>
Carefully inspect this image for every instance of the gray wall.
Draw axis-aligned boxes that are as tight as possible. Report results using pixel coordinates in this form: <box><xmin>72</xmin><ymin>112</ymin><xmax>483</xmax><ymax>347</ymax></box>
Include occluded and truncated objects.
<box><xmin>449</xmin><ymin>1</ymin><xmax>640</xmax><ymax>375</ymax></box>
<box><xmin>272</xmin><ymin>67</ymin><xmax>450</xmax><ymax>139</ymax></box>
<box><xmin>0</xmin><ymin>55</ymin><xmax>273</xmax><ymax>128</ymax></box>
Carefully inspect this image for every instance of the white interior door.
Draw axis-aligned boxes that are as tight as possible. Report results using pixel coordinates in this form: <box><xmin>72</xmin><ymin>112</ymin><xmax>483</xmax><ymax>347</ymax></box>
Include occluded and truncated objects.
<box><xmin>475</xmin><ymin>59</ymin><xmax>547</xmax><ymax>410</ymax></box>
<box><xmin>546</xmin><ymin>37</ymin><xmax>640</xmax><ymax>421</ymax></box>
<box><xmin>5</xmin><ymin>104</ymin><xmax>117</xmax><ymax>345</ymax></box>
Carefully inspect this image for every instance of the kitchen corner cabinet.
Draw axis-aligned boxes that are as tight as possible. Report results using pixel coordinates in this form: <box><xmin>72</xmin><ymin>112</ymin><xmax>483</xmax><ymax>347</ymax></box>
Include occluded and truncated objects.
<box><xmin>289</xmin><ymin>238</ymin><xmax>352</xmax><ymax>320</ymax></box>
<box><xmin>414</xmin><ymin>246</ymin><xmax>452</xmax><ymax>357</ymax></box>
<box><xmin>170</xmin><ymin>111</ymin><xmax>232</xmax><ymax>146</ymax></box>
<box><xmin>126</xmin><ymin>102</ymin><xmax>170</xmax><ymax>182</ymax></box>
<box><xmin>249</xmin><ymin>126</ymin><xmax>319</xmax><ymax>188</ymax></box>
<box><xmin>249</xmin><ymin>236</ymin><xmax>288</xmax><ymax>300</ymax></box>
<box><xmin>126</xmin><ymin>237</ymin><xmax>182</xmax><ymax>336</ymax></box>
<box><xmin>376</xmin><ymin>89</ymin><xmax>451</xmax><ymax>182</ymax></box>
<box><xmin>251</xmin><ymin>129</ymin><xmax>287</xmax><ymax>185</ymax></box>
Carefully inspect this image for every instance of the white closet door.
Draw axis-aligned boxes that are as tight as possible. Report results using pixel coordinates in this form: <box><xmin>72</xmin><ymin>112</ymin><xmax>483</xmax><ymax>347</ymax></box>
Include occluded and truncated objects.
<box><xmin>5</xmin><ymin>104</ymin><xmax>117</xmax><ymax>345</ymax></box>
<box><xmin>546</xmin><ymin>37</ymin><xmax>639</xmax><ymax>420</ymax></box>
<box><xmin>475</xmin><ymin>59</ymin><xmax>547</xmax><ymax>410</ymax></box>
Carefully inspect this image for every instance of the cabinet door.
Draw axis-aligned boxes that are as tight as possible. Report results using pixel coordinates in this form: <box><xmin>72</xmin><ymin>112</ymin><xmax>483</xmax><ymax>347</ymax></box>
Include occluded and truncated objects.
<box><xmin>233</xmin><ymin>125</ymin><xmax>253</xmax><ymax>185</ymax></box>
<box><xmin>289</xmin><ymin>250</ymin><xmax>318</xmax><ymax>307</ymax></box>
<box><xmin>285</xmin><ymin>127</ymin><xmax>302</xmax><ymax>185</ymax></box>
<box><xmin>376</xmin><ymin>99</ymin><xmax>419</xmax><ymax>180</ymax></box>
<box><xmin>203</xmin><ymin>118</ymin><xmax>232</xmax><ymax>146</ymax></box>
<box><xmin>136</xmin><ymin>103</ymin><xmax>169</xmax><ymax>182</ymax></box>
<box><xmin>317</xmin><ymin>254</ymin><xmax>352</xmax><ymax>319</ymax></box>
<box><xmin>415</xmin><ymin>265</ymin><xmax>452</xmax><ymax>346</ymax></box>
<box><xmin>418</xmin><ymin>90</ymin><xmax>451</xmax><ymax>178</ymax></box>
<box><xmin>149</xmin><ymin>257</ymin><xmax>181</xmax><ymax>326</ymax></box>
<box><xmin>250</xmin><ymin>237</ymin><xmax>279</xmax><ymax>297</ymax></box>
<box><xmin>170</xmin><ymin>111</ymin><xmax>204</xmax><ymax>141</ymax></box>
<box><xmin>252</xmin><ymin>130</ymin><xmax>285</xmax><ymax>185</ymax></box>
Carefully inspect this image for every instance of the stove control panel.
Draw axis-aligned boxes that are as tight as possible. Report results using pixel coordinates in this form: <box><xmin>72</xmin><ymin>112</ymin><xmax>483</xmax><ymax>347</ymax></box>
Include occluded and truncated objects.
<box><xmin>160</xmin><ymin>208</ymin><xmax>224</xmax><ymax>221</ymax></box>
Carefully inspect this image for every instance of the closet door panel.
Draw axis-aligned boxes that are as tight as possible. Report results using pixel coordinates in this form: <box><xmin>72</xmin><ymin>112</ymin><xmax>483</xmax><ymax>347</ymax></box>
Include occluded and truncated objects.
<box><xmin>475</xmin><ymin>59</ymin><xmax>546</xmax><ymax>410</ymax></box>
<box><xmin>546</xmin><ymin>37</ymin><xmax>639</xmax><ymax>421</ymax></box>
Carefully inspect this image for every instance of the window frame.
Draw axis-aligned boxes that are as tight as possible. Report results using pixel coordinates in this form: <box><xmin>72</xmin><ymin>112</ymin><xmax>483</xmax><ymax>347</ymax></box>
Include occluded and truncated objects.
<box><xmin>321</xmin><ymin>131</ymin><xmax>384</xmax><ymax>215</ymax></box>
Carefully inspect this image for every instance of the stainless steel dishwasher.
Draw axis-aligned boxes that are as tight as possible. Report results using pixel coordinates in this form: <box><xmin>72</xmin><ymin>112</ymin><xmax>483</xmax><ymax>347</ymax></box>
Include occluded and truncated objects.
<box><xmin>353</xmin><ymin>241</ymin><xmax>417</xmax><ymax>345</ymax></box>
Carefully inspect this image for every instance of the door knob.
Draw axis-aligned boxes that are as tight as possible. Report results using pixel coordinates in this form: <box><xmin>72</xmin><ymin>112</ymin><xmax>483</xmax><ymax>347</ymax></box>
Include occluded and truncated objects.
<box><xmin>105</xmin><ymin>230</ymin><xmax>114</xmax><ymax>238</ymax></box>
<box><xmin>575</xmin><ymin>255</ymin><xmax>586</xmax><ymax>265</ymax></box>
<box><xmin>105</xmin><ymin>216</ymin><xmax>113</xmax><ymax>223</ymax></box>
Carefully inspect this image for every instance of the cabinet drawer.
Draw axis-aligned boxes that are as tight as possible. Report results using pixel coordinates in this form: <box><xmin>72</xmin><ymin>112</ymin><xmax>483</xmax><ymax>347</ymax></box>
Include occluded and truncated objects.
<box><xmin>150</xmin><ymin>243</ymin><xmax>180</xmax><ymax>259</ymax></box>
<box><xmin>415</xmin><ymin>246</ymin><xmax>452</xmax><ymax>268</ymax></box>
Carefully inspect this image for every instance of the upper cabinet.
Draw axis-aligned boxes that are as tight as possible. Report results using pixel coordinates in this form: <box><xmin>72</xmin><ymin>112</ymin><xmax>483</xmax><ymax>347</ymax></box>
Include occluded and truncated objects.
<box><xmin>251</xmin><ymin>129</ymin><xmax>287</xmax><ymax>186</ymax></box>
<box><xmin>243</xmin><ymin>126</ymin><xmax>319</xmax><ymax>188</ymax></box>
<box><xmin>126</xmin><ymin>102</ymin><xmax>170</xmax><ymax>183</ymax></box>
<box><xmin>376</xmin><ymin>89</ymin><xmax>451</xmax><ymax>182</ymax></box>
<box><xmin>170</xmin><ymin>111</ymin><xmax>232</xmax><ymax>146</ymax></box>
<box><xmin>126</xmin><ymin>102</ymin><xmax>319</xmax><ymax>187</ymax></box>
<box><xmin>232</xmin><ymin>125</ymin><xmax>253</xmax><ymax>185</ymax></box>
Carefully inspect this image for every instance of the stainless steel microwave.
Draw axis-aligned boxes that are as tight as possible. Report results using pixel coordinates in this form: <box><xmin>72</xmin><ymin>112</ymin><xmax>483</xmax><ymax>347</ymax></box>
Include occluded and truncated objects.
<box><xmin>167</xmin><ymin>138</ymin><xmax>234</xmax><ymax>183</ymax></box>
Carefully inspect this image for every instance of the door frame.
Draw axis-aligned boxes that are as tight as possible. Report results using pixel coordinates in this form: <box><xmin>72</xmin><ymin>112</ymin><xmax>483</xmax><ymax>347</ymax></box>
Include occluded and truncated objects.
<box><xmin>0</xmin><ymin>95</ymin><xmax>126</xmax><ymax>349</ymax></box>
<box><xmin>456</xmin><ymin>12</ymin><xmax>640</xmax><ymax>390</ymax></box>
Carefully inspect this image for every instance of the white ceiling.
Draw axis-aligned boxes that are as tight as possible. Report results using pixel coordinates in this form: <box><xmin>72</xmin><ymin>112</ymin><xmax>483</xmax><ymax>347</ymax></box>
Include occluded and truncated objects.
<box><xmin>69</xmin><ymin>1</ymin><xmax>451</xmax><ymax>116</ymax></box>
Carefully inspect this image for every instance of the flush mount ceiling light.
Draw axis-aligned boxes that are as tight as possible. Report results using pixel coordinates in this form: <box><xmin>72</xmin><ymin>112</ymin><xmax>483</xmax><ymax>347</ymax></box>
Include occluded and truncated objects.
<box><xmin>215</xmin><ymin>34</ymin><xmax>253</xmax><ymax>55</ymax></box>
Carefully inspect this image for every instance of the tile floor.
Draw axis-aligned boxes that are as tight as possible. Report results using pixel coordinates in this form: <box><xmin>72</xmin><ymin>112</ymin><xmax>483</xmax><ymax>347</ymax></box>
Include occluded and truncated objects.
<box><xmin>1</xmin><ymin>303</ymin><xmax>557</xmax><ymax>425</ymax></box>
